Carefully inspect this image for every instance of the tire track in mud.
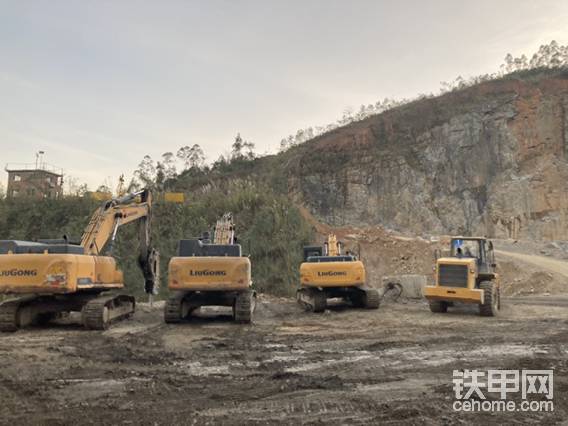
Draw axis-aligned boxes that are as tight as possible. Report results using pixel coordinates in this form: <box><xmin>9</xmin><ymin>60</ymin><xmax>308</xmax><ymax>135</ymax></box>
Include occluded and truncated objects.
<box><xmin>0</xmin><ymin>298</ymin><xmax>567</xmax><ymax>424</ymax></box>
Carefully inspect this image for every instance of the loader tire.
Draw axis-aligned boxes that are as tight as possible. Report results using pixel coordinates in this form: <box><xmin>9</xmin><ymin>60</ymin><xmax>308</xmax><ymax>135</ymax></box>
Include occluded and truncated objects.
<box><xmin>234</xmin><ymin>290</ymin><xmax>255</xmax><ymax>323</ymax></box>
<box><xmin>429</xmin><ymin>300</ymin><xmax>448</xmax><ymax>313</ymax></box>
<box><xmin>479</xmin><ymin>281</ymin><xmax>499</xmax><ymax>317</ymax></box>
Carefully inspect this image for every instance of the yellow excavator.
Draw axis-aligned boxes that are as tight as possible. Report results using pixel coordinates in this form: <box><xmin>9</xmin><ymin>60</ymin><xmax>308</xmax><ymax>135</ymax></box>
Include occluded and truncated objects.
<box><xmin>298</xmin><ymin>234</ymin><xmax>379</xmax><ymax>312</ymax></box>
<box><xmin>0</xmin><ymin>189</ymin><xmax>159</xmax><ymax>331</ymax></box>
<box><xmin>165</xmin><ymin>213</ymin><xmax>255</xmax><ymax>323</ymax></box>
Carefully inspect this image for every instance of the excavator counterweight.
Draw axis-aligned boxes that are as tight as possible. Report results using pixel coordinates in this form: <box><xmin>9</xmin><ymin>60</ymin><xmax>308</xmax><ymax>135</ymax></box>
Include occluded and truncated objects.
<box><xmin>165</xmin><ymin>213</ymin><xmax>255</xmax><ymax>324</ymax></box>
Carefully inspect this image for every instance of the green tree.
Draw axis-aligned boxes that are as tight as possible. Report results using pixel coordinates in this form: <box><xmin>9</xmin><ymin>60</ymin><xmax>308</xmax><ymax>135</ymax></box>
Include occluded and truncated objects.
<box><xmin>231</xmin><ymin>133</ymin><xmax>244</xmax><ymax>159</ymax></box>
<box><xmin>76</xmin><ymin>184</ymin><xmax>89</xmax><ymax>196</ymax></box>
<box><xmin>155</xmin><ymin>162</ymin><xmax>166</xmax><ymax>192</ymax></box>
<box><xmin>177</xmin><ymin>144</ymin><xmax>205</xmax><ymax>170</ymax></box>
<box><xmin>188</xmin><ymin>144</ymin><xmax>205</xmax><ymax>169</ymax></box>
<box><xmin>135</xmin><ymin>155</ymin><xmax>156</xmax><ymax>188</ymax></box>
<box><xmin>243</xmin><ymin>140</ymin><xmax>255</xmax><ymax>160</ymax></box>
<box><xmin>161</xmin><ymin>152</ymin><xmax>177</xmax><ymax>179</ymax></box>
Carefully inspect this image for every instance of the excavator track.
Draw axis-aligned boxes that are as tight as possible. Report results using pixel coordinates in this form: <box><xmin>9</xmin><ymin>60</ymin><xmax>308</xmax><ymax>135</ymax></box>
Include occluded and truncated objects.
<box><xmin>350</xmin><ymin>288</ymin><xmax>380</xmax><ymax>309</ymax></box>
<box><xmin>164</xmin><ymin>292</ymin><xmax>186</xmax><ymax>323</ymax></box>
<box><xmin>362</xmin><ymin>288</ymin><xmax>380</xmax><ymax>309</ymax></box>
<box><xmin>82</xmin><ymin>294</ymin><xmax>135</xmax><ymax>330</ymax></box>
<box><xmin>0</xmin><ymin>299</ymin><xmax>22</xmax><ymax>332</ymax></box>
<box><xmin>233</xmin><ymin>290</ymin><xmax>255</xmax><ymax>323</ymax></box>
<box><xmin>297</xmin><ymin>288</ymin><xmax>326</xmax><ymax>313</ymax></box>
<box><xmin>0</xmin><ymin>296</ymin><xmax>43</xmax><ymax>332</ymax></box>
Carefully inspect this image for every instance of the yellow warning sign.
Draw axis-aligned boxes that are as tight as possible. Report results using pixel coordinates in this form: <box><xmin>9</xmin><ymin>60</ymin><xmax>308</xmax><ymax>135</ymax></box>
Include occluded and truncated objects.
<box><xmin>164</xmin><ymin>192</ymin><xmax>185</xmax><ymax>203</ymax></box>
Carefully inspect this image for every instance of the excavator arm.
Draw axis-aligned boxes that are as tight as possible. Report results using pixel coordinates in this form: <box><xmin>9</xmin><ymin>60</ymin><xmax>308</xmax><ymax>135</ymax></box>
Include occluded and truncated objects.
<box><xmin>325</xmin><ymin>234</ymin><xmax>341</xmax><ymax>257</ymax></box>
<box><xmin>80</xmin><ymin>189</ymin><xmax>159</xmax><ymax>294</ymax></box>
<box><xmin>213</xmin><ymin>213</ymin><xmax>236</xmax><ymax>245</ymax></box>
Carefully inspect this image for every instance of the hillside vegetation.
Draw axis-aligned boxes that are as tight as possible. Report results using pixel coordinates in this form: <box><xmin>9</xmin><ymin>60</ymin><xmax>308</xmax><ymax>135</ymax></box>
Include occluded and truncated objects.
<box><xmin>0</xmin><ymin>179</ymin><xmax>313</xmax><ymax>299</ymax></box>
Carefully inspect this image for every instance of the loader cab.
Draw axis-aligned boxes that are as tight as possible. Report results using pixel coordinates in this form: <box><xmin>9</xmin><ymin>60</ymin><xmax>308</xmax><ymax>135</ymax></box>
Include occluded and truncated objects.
<box><xmin>450</xmin><ymin>237</ymin><xmax>495</xmax><ymax>276</ymax></box>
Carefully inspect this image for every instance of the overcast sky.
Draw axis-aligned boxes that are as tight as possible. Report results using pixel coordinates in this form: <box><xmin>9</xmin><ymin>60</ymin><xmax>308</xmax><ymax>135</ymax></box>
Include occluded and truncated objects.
<box><xmin>1</xmin><ymin>0</ymin><xmax>567</xmax><ymax>190</ymax></box>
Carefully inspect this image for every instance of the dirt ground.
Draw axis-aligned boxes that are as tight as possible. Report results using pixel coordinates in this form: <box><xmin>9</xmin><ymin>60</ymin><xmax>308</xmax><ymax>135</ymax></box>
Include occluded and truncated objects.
<box><xmin>1</xmin><ymin>294</ymin><xmax>567</xmax><ymax>425</ymax></box>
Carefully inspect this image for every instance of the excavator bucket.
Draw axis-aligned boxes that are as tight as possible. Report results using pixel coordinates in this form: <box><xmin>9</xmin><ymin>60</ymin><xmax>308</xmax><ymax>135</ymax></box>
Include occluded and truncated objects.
<box><xmin>139</xmin><ymin>247</ymin><xmax>160</xmax><ymax>295</ymax></box>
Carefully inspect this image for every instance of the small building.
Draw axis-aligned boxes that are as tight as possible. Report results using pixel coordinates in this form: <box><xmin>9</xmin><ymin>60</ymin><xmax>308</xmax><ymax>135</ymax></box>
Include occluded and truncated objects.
<box><xmin>5</xmin><ymin>163</ymin><xmax>64</xmax><ymax>199</ymax></box>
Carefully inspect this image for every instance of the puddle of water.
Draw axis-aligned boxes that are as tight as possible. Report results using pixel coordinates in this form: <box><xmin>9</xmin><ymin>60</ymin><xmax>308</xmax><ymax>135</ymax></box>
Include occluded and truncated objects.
<box><xmin>57</xmin><ymin>377</ymin><xmax>150</xmax><ymax>403</ymax></box>
<box><xmin>168</xmin><ymin>342</ymin><xmax>548</xmax><ymax>378</ymax></box>
<box><xmin>270</xmin><ymin>355</ymin><xmax>303</xmax><ymax>362</ymax></box>
<box><xmin>383</xmin><ymin>343</ymin><xmax>542</xmax><ymax>363</ymax></box>
<box><xmin>172</xmin><ymin>361</ymin><xmax>230</xmax><ymax>376</ymax></box>
<box><xmin>277</xmin><ymin>325</ymin><xmax>324</xmax><ymax>333</ymax></box>
<box><xmin>264</xmin><ymin>343</ymin><xmax>287</xmax><ymax>349</ymax></box>
<box><xmin>229</xmin><ymin>360</ymin><xmax>260</xmax><ymax>368</ymax></box>
<box><xmin>285</xmin><ymin>354</ymin><xmax>374</xmax><ymax>373</ymax></box>
<box><xmin>279</xmin><ymin>343</ymin><xmax>546</xmax><ymax>374</ymax></box>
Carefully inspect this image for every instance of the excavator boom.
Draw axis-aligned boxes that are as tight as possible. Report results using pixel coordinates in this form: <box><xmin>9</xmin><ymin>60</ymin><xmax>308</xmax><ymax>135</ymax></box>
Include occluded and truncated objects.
<box><xmin>81</xmin><ymin>189</ymin><xmax>150</xmax><ymax>254</ymax></box>
<box><xmin>79</xmin><ymin>188</ymin><xmax>158</xmax><ymax>295</ymax></box>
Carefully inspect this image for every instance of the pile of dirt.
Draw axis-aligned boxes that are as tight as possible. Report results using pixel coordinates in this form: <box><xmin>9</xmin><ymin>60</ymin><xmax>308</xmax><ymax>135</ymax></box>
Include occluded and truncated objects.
<box><xmin>496</xmin><ymin>254</ymin><xmax>568</xmax><ymax>296</ymax></box>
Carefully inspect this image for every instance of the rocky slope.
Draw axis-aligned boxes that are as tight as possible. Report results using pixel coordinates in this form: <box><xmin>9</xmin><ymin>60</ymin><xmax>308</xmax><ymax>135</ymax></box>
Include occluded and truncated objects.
<box><xmin>284</xmin><ymin>70</ymin><xmax>568</xmax><ymax>240</ymax></box>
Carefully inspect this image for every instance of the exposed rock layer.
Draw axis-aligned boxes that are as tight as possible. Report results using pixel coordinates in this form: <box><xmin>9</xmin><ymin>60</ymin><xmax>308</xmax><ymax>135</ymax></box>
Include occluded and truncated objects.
<box><xmin>286</xmin><ymin>73</ymin><xmax>568</xmax><ymax>240</ymax></box>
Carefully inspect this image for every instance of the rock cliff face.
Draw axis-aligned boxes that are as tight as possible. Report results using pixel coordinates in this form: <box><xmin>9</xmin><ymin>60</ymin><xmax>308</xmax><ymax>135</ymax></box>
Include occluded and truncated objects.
<box><xmin>286</xmin><ymin>71</ymin><xmax>568</xmax><ymax>240</ymax></box>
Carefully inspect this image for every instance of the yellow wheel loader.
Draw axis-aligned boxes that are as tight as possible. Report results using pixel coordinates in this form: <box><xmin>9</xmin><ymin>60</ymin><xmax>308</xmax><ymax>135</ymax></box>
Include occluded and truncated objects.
<box><xmin>165</xmin><ymin>213</ymin><xmax>255</xmax><ymax>324</ymax></box>
<box><xmin>0</xmin><ymin>189</ymin><xmax>159</xmax><ymax>331</ymax></box>
<box><xmin>424</xmin><ymin>237</ymin><xmax>500</xmax><ymax>316</ymax></box>
<box><xmin>297</xmin><ymin>234</ymin><xmax>379</xmax><ymax>312</ymax></box>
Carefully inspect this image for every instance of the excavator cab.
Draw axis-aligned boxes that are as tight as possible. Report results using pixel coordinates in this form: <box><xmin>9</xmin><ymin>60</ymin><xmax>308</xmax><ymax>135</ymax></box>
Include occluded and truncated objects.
<box><xmin>425</xmin><ymin>237</ymin><xmax>500</xmax><ymax>316</ymax></box>
<box><xmin>303</xmin><ymin>246</ymin><xmax>323</xmax><ymax>261</ymax></box>
<box><xmin>297</xmin><ymin>234</ymin><xmax>379</xmax><ymax>312</ymax></box>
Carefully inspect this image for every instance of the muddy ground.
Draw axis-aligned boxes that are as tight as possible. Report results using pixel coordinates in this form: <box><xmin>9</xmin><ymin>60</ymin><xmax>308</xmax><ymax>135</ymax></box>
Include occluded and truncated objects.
<box><xmin>0</xmin><ymin>294</ymin><xmax>567</xmax><ymax>425</ymax></box>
